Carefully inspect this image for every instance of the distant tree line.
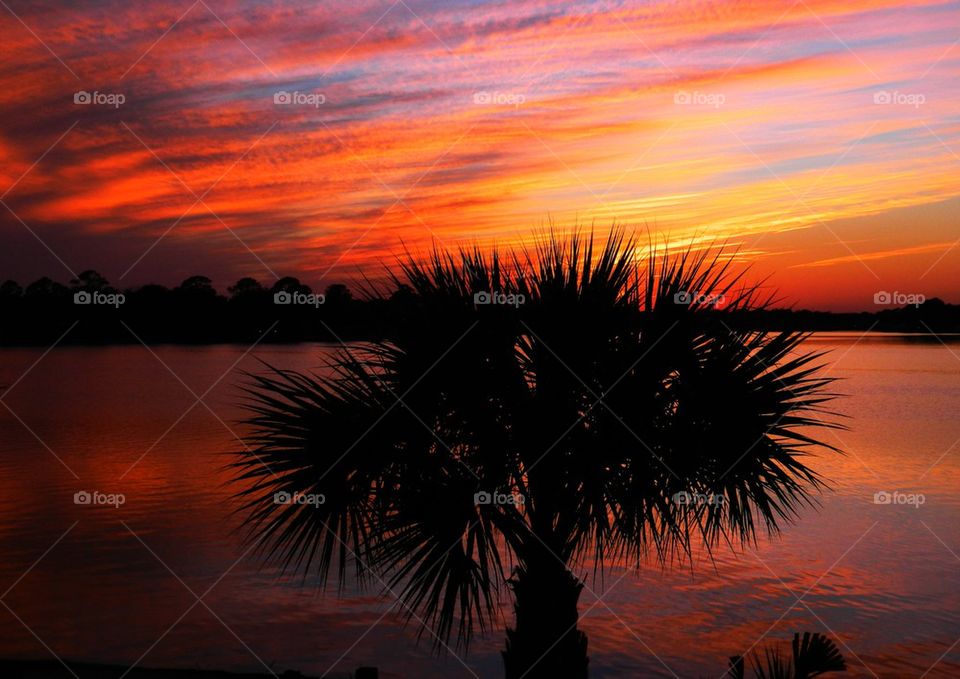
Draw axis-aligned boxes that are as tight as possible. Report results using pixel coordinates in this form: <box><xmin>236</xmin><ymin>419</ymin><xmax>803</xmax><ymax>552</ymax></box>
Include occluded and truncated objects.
<box><xmin>723</xmin><ymin>299</ymin><xmax>960</xmax><ymax>333</ymax></box>
<box><xmin>0</xmin><ymin>270</ymin><xmax>402</xmax><ymax>345</ymax></box>
<box><xmin>0</xmin><ymin>270</ymin><xmax>957</xmax><ymax>345</ymax></box>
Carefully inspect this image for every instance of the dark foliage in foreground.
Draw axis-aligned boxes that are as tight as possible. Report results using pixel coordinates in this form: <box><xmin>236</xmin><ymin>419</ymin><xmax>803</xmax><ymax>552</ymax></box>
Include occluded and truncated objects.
<box><xmin>724</xmin><ymin>632</ymin><xmax>847</xmax><ymax>678</ymax></box>
<box><xmin>230</xmin><ymin>232</ymin><xmax>845</xmax><ymax>678</ymax></box>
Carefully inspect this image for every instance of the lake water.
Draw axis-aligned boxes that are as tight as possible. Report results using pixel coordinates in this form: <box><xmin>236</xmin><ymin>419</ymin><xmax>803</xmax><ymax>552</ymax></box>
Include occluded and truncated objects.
<box><xmin>1</xmin><ymin>334</ymin><xmax>959</xmax><ymax>678</ymax></box>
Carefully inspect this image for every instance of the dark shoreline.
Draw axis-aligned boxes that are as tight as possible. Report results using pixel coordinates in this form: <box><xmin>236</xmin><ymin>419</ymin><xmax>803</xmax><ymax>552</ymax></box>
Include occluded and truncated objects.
<box><xmin>4</xmin><ymin>271</ymin><xmax>957</xmax><ymax>346</ymax></box>
<box><xmin>0</xmin><ymin>660</ymin><xmax>395</xmax><ymax>679</ymax></box>
<box><xmin>0</xmin><ymin>660</ymin><xmax>324</xmax><ymax>679</ymax></box>
<box><xmin>1</xmin><ymin>299</ymin><xmax>957</xmax><ymax>347</ymax></box>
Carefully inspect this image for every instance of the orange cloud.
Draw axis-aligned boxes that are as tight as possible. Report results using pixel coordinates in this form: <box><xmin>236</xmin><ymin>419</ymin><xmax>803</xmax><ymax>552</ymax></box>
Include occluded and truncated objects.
<box><xmin>0</xmin><ymin>0</ymin><xmax>957</xmax><ymax>307</ymax></box>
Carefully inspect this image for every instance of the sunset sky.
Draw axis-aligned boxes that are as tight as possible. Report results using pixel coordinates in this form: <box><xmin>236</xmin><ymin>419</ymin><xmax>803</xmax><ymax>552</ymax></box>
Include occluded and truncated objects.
<box><xmin>1</xmin><ymin>0</ymin><xmax>957</xmax><ymax>310</ymax></box>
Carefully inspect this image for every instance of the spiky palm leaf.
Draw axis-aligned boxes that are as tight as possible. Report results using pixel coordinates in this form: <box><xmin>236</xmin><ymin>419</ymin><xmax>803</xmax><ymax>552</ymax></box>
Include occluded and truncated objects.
<box><xmin>793</xmin><ymin>632</ymin><xmax>847</xmax><ymax>677</ymax></box>
<box><xmin>232</xmin><ymin>230</ymin><xmax>842</xmax><ymax>650</ymax></box>
<box><xmin>755</xmin><ymin>646</ymin><xmax>793</xmax><ymax>679</ymax></box>
<box><xmin>742</xmin><ymin>632</ymin><xmax>847</xmax><ymax>678</ymax></box>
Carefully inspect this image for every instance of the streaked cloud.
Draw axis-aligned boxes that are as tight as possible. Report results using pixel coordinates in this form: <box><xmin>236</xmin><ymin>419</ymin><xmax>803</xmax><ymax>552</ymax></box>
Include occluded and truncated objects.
<box><xmin>0</xmin><ymin>0</ymin><xmax>957</xmax><ymax>307</ymax></box>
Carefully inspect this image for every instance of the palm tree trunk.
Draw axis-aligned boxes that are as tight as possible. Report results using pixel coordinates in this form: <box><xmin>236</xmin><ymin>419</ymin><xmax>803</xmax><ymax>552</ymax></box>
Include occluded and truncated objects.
<box><xmin>502</xmin><ymin>554</ymin><xmax>589</xmax><ymax>679</ymax></box>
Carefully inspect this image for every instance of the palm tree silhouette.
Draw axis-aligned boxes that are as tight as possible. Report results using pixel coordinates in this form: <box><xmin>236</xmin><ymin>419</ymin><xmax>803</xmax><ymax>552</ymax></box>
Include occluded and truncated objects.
<box><xmin>725</xmin><ymin>632</ymin><xmax>847</xmax><ymax>678</ymax></box>
<box><xmin>232</xmin><ymin>231</ymin><xmax>841</xmax><ymax>678</ymax></box>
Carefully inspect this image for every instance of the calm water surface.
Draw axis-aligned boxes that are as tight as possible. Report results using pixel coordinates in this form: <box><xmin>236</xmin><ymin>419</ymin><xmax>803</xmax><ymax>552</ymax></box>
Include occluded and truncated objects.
<box><xmin>1</xmin><ymin>334</ymin><xmax>959</xmax><ymax>678</ymax></box>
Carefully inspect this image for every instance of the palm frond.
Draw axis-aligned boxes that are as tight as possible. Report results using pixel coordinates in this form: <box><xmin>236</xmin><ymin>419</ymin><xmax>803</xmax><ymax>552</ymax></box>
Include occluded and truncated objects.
<box><xmin>793</xmin><ymin>632</ymin><xmax>847</xmax><ymax>677</ymax></box>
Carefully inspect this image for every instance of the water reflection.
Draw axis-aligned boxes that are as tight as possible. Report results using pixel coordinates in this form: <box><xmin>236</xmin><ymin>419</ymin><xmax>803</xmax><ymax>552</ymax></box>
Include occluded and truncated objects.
<box><xmin>0</xmin><ymin>337</ymin><xmax>958</xmax><ymax>677</ymax></box>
